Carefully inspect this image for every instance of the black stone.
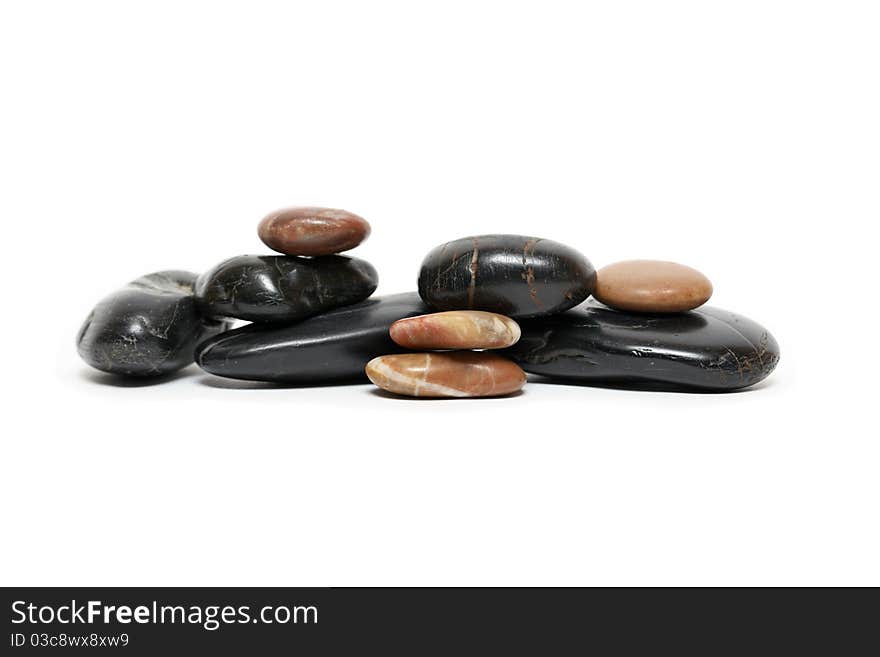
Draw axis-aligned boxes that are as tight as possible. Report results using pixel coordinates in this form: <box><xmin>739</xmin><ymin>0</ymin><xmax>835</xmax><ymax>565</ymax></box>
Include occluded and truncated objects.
<box><xmin>418</xmin><ymin>234</ymin><xmax>596</xmax><ymax>319</ymax></box>
<box><xmin>504</xmin><ymin>302</ymin><xmax>780</xmax><ymax>391</ymax></box>
<box><xmin>77</xmin><ymin>271</ymin><xmax>229</xmax><ymax>377</ymax></box>
<box><xmin>195</xmin><ymin>254</ymin><xmax>378</xmax><ymax>322</ymax></box>
<box><xmin>195</xmin><ymin>292</ymin><xmax>429</xmax><ymax>383</ymax></box>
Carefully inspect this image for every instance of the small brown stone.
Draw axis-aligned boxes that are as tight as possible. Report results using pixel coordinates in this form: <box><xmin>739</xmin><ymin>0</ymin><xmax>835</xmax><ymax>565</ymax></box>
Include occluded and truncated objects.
<box><xmin>594</xmin><ymin>260</ymin><xmax>713</xmax><ymax>313</ymax></box>
<box><xmin>390</xmin><ymin>311</ymin><xmax>521</xmax><ymax>350</ymax></box>
<box><xmin>365</xmin><ymin>352</ymin><xmax>526</xmax><ymax>398</ymax></box>
<box><xmin>257</xmin><ymin>207</ymin><xmax>371</xmax><ymax>256</ymax></box>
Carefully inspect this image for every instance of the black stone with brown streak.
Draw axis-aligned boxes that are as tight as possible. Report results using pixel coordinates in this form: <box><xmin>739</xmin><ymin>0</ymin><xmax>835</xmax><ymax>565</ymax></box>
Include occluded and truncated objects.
<box><xmin>195</xmin><ymin>254</ymin><xmax>378</xmax><ymax>323</ymax></box>
<box><xmin>504</xmin><ymin>302</ymin><xmax>780</xmax><ymax>391</ymax></box>
<box><xmin>77</xmin><ymin>271</ymin><xmax>229</xmax><ymax>377</ymax></box>
<box><xmin>418</xmin><ymin>235</ymin><xmax>596</xmax><ymax>319</ymax></box>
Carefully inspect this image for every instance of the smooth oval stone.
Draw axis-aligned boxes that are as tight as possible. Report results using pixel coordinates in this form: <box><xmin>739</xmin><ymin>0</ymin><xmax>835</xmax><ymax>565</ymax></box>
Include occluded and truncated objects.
<box><xmin>258</xmin><ymin>207</ymin><xmax>371</xmax><ymax>256</ymax></box>
<box><xmin>390</xmin><ymin>311</ymin><xmax>521</xmax><ymax>350</ymax></box>
<box><xmin>195</xmin><ymin>254</ymin><xmax>378</xmax><ymax>322</ymax></box>
<box><xmin>77</xmin><ymin>271</ymin><xmax>228</xmax><ymax>377</ymax></box>
<box><xmin>196</xmin><ymin>292</ymin><xmax>429</xmax><ymax>383</ymax></box>
<box><xmin>418</xmin><ymin>235</ymin><xmax>596</xmax><ymax>318</ymax></box>
<box><xmin>366</xmin><ymin>352</ymin><xmax>526</xmax><ymax>398</ymax></box>
<box><xmin>594</xmin><ymin>260</ymin><xmax>713</xmax><ymax>312</ymax></box>
<box><xmin>504</xmin><ymin>302</ymin><xmax>779</xmax><ymax>391</ymax></box>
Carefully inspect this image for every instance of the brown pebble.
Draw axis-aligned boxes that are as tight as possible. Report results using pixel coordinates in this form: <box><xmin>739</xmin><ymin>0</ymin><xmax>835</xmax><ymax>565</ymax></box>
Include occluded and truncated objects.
<box><xmin>390</xmin><ymin>311</ymin><xmax>521</xmax><ymax>350</ymax></box>
<box><xmin>594</xmin><ymin>260</ymin><xmax>713</xmax><ymax>312</ymax></box>
<box><xmin>257</xmin><ymin>207</ymin><xmax>371</xmax><ymax>256</ymax></box>
<box><xmin>365</xmin><ymin>352</ymin><xmax>526</xmax><ymax>398</ymax></box>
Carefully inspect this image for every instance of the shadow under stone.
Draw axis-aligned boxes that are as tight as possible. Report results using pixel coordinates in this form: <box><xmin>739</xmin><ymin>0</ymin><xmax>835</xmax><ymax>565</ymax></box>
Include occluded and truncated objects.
<box><xmin>367</xmin><ymin>388</ymin><xmax>526</xmax><ymax>401</ymax></box>
<box><xmin>526</xmin><ymin>374</ymin><xmax>776</xmax><ymax>395</ymax></box>
<box><xmin>196</xmin><ymin>374</ymin><xmax>368</xmax><ymax>390</ymax></box>
<box><xmin>78</xmin><ymin>367</ymin><xmax>197</xmax><ymax>388</ymax></box>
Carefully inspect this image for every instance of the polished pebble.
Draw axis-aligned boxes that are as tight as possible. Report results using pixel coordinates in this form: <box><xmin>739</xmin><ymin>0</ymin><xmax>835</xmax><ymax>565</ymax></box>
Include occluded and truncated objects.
<box><xmin>77</xmin><ymin>271</ymin><xmax>228</xmax><ymax>377</ymax></box>
<box><xmin>504</xmin><ymin>301</ymin><xmax>779</xmax><ymax>391</ymax></box>
<box><xmin>196</xmin><ymin>292</ymin><xmax>429</xmax><ymax>383</ymax></box>
<box><xmin>258</xmin><ymin>207</ymin><xmax>371</xmax><ymax>256</ymax></box>
<box><xmin>390</xmin><ymin>311</ymin><xmax>521</xmax><ymax>350</ymax></box>
<box><xmin>195</xmin><ymin>254</ymin><xmax>378</xmax><ymax>322</ymax></box>
<box><xmin>366</xmin><ymin>352</ymin><xmax>526</xmax><ymax>398</ymax></box>
<box><xmin>418</xmin><ymin>234</ymin><xmax>596</xmax><ymax>318</ymax></box>
<box><xmin>594</xmin><ymin>260</ymin><xmax>712</xmax><ymax>313</ymax></box>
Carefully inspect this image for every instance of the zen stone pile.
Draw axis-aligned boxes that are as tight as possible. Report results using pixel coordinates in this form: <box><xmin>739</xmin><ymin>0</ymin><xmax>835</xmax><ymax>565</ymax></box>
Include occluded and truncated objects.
<box><xmin>77</xmin><ymin>208</ymin><xmax>780</xmax><ymax>396</ymax></box>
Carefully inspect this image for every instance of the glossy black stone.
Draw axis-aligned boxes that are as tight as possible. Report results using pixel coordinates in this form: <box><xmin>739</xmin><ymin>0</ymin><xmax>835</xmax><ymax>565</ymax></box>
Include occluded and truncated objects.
<box><xmin>504</xmin><ymin>302</ymin><xmax>780</xmax><ymax>391</ymax></box>
<box><xmin>77</xmin><ymin>271</ymin><xmax>228</xmax><ymax>377</ymax></box>
<box><xmin>196</xmin><ymin>292</ymin><xmax>429</xmax><ymax>383</ymax></box>
<box><xmin>195</xmin><ymin>254</ymin><xmax>378</xmax><ymax>322</ymax></box>
<box><xmin>418</xmin><ymin>235</ymin><xmax>596</xmax><ymax>319</ymax></box>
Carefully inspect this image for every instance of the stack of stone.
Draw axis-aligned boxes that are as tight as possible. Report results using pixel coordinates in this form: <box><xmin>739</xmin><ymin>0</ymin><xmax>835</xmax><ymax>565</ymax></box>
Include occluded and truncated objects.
<box><xmin>195</xmin><ymin>208</ymin><xmax>377</xmax><ymax>325</ymax></box>
<box><xmin>363</xmin><ymin>233</ymin><xmax>778</xmax><ymax>396</ymax></box>
<box><xmin>77</xmin><ymin>207</ymin><xmax>378</xmax><ymax>377</ymax></box>
<box><xmin>77</xmin><ymin>216</ymin><xmax>779</xmax><ymax>394</ymax></box>
<box><xmin>362</xmin><ymin>235</ymin><xmax>599</xmax><ymax>397</ymax></box>
<box><xmin>506</xmin><ymin>255</ymin><xmax>779</xmax><ymax>392</ymax></box>
<box><xmin>365</xmin><ymin>311</ymin><xmax>526</xmax><ymax>398</ymax></box>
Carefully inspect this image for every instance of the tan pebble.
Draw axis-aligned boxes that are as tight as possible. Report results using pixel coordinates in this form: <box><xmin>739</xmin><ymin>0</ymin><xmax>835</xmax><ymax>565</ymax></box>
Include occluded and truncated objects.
<box><xmin>365</xmin><ymin>352</ymin><xmax>526</xmax><ymax>398</ymax></box>
<box><xmin>257</xmin><ymin>207</ymin><xmax>371</xmax><ymax>256</ymax></box>
<box><xmin>594</xmin><ymin>260</ymin><xmax>713</xmax><ymax>312</ymax></box>
<box><xmin>390</xmin><ymin>311</ymin><xmax>521</xmax><ymax>350</ymax></box>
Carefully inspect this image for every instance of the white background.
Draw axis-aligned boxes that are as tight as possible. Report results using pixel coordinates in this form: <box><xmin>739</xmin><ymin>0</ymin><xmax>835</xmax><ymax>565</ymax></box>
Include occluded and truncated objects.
<box><xmin>1</xmin><ymin>1</ymin><xmax>878</xmax><ymax>586</ymax></box>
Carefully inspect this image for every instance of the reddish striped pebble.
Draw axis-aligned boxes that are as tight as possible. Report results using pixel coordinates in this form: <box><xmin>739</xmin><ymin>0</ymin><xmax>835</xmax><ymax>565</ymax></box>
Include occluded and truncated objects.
<box><xmin>390</xmin><ymin>311</ymin><xmax>520</xmax><ymax>350</ymax></box>
<box><xmin>366</xmin><ymin>352</ymin><xmax>526</xmax><ymax>398</ymax></box>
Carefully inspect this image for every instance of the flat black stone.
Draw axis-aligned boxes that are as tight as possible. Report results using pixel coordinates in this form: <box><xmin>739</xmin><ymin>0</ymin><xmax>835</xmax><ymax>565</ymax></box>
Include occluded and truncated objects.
<box><xmin>504</xmin><ymin>302</ymin><xmax>780</xmax><ymax>391</ymax></box>
<box><xmin>77</xmin><ymin>271</ymin><xmax>228</xmax><ymax>377</ymax></box>
<box><xmin>195</xmin><ymin>254</ymin><xmax>378</xmax><ymax>322</ymax></box>
<box><xmin>195</xmin><ymin>292</ymin><xmax>429</xmax><ymax>383</ymax></box>
<box><xmin>418</xmin><ymin>234</ymin><xmax>596</xmax><ymax>319</ymax></box>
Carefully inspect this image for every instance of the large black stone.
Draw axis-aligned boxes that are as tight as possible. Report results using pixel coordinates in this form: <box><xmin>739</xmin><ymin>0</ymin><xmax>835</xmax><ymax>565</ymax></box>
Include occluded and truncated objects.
<box><xmin>77</xmin><ymin>271</ymin><xmax>228</xmax><ymax>377</ymax></box>
<box><xmin>504</xmin><ymin>302</ymin><xmax>780</xmax><ymax>391</ymax></box>
<box><xmin>418</xmin><ymin>234</ymin><xmax>596</xmax><ymax>319</ymax></box>
<box><xmin>195</xmin><ymin>292</ymin><xmax>429</xmax><ymax>383</ymax></box>
<box><xmin>195</xmin><ymin>254</ymin><xmax>378</xmax><ymax>322</ymax></box>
